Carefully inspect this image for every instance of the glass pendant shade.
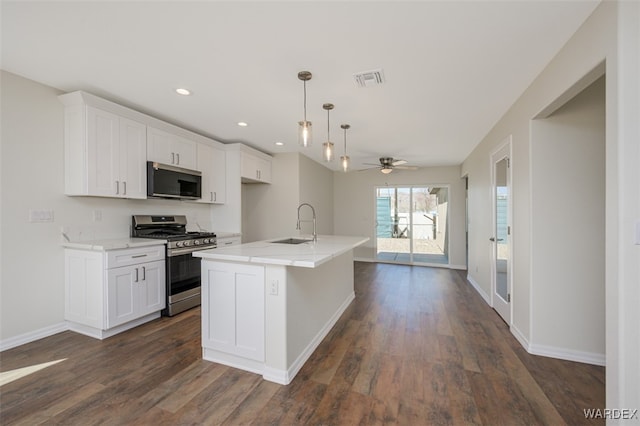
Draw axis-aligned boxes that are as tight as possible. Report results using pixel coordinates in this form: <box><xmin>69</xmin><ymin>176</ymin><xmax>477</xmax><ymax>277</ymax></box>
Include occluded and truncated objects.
<box><xmin>381</xmin><ymin>167</ymin><xmax>393</xmax><ymax>174</ymax></box>
<box><xmin>340</xmin><ymin>123</ymin><xmax>351</xmax><ymax>173</ymax></box>
<box><xmin>322</xmin><ymin>103</ymin><xmax>335</xmax><ymax>162</ymax></box>
<box><xmin>298</xmin><ymin>71</ymin><xmax>313</xmax><ymax>147</ymax></box>
<box><xmin>340</xmin><ymin>155</ymin><xmax>350</xmax><ymax>172</ymax></box>
<box><xmin>298</xmin><ymin>121</ymin><xmax>312</xmax><ymax>147</ymax></box>
<box><xmin>323</xmin><ymin>141</ymin><xmax>334</xmax><ymax>162</ymax></box>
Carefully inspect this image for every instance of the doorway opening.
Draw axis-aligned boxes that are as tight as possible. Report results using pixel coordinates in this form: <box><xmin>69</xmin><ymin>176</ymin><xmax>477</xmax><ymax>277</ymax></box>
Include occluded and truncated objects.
<box><xmin>375</xmin><ymin>186</ymin><xmax>449</xmax><ymax>266</ymax></box>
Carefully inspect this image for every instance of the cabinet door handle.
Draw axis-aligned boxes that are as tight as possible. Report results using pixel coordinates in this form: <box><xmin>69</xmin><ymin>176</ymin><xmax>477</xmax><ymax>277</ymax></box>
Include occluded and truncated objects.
<box><xmin>123</xmin><ymin>181</ymin><xmax>127</xmax><ymax>195</ymax></box>
<box><xmin>176</xmin><ymin>153</ymin><xmax>180</xmax><ymax>165</ymax></box>
<box><xmin>131</xmin><ymin>254</ymin><xmax>147</xmax><ymax>258</ymax></box>
<box><xmin>210</xmin><ymin>191</ymin><xmax>213</xmax><ymax>201</ymax></box>
<box><xmin>115</xmin><ymin>180</ymin><xmax>120</xmax><ymax>195</ymax></box>
<box><xmin>213</xmin><ymin>192</ymin><xmax>217</xmax><ymax>202</ymax></box>
<box><xmin>224</xmin><ymin>241</ymin><xmax>233</xmax><ymax>245</ymax></box>
<box><xmin>142</xmin><ymin>266</ymin><xmax>146</xmax><ymax>281</ymax></box>
<box><xmin>172</xmin><ymin>152</ymin><xmax>175</xmax><ymax>164</ymax></box>
<box><xmin>134</xmin><ymin>267</ymin><xmax>139</xmax><ymax>282</ymax></box>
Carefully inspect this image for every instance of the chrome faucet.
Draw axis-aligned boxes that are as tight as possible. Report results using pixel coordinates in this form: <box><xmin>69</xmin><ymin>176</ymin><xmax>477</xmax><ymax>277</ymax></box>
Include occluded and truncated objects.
<box><xmin>296</xmin><ymin>203</ymin><xmax>317</xmax><ymax>242</ymax></box>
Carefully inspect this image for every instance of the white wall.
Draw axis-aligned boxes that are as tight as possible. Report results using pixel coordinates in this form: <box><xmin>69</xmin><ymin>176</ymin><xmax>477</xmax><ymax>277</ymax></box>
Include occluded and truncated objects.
<box><xmin>242</xmin><ymin>153</ymin><xmax>299</xmax><ymax>242</ymax></box>
<box><xmin>333</xmin><ymin>166</ymin><xmax>466</xmax><ymax>268</ymax></box>
<box><xmin>242</xmin><ymin>153</ymin><xmax>333</xmax><ymax>243</ymax></box>
<box><xmin>0</xmin><ymin>71</ymin><xmax>214</xmax><ymax>343</ymax></box>
<box><xmin>461</xmin><ymin>1</ymin><xmax>640</xmax><ymax>412</ymax></box>
<box><xmin>614</xmin><ymin>0</ymin><xmax>640</xmax><ymax>412</ymax></box>
<box><xmin>531</xmin><ymin>76</ymin><xmax>605</xmax><ymax>359</ymax></box>
<box><xmin>298</xmin><ymin>154</ymin><xmax>334</xmax><ymax>236</ymax></box>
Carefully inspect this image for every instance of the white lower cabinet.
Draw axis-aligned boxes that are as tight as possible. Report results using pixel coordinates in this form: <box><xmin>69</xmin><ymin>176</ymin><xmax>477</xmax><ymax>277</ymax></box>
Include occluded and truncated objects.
<box><xmin>65</xmin><ymin>244</ymin><xmax>166</xmax><ymax>339</ymax></box>
<box><xmin>202</xmin><ymin>261</ymin><xmax>265</xmax><ymax>362</ymax></box>
<box><xmin>106</xmin><ymin>260</ymin><xmax>165</xmax><ymax>328</ymax></box>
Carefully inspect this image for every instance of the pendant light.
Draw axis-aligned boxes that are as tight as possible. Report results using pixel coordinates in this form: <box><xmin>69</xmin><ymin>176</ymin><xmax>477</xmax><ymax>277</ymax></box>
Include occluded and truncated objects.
<box><xmin>340</xmin><ymin>124</ymin><xmax>350</xmax><ymax>172</ymax></box>
<box><xmin>322</xmin><ymin>103</ymin><xmax>335</xmax><ymax>162</ymax></box>
<box><xmin>297</xmin><ymin>71</ymin><xmax>312</xmax><ymax>147</ymax></box>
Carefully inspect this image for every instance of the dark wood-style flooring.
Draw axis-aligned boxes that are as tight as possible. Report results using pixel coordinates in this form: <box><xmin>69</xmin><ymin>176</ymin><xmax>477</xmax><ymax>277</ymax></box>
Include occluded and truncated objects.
<box><xmin>0</xmin><ymin>262</ymin><xmax>605</xmax><ymax>425</ymax></box>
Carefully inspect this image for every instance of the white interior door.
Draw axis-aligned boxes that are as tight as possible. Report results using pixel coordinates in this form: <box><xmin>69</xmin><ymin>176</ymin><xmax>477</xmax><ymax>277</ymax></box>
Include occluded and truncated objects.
<box><xmin>491</xmin><ymin>142</ymin><xmax>511</xmax><ymax>323</ymax></box>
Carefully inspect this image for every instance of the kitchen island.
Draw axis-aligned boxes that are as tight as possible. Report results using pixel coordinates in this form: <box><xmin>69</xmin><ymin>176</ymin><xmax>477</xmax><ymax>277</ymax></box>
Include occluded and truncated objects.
<box><xmin>193</xmin><ymin>235</ymin><xmax>368</xmax><ymax>385</ymax></box>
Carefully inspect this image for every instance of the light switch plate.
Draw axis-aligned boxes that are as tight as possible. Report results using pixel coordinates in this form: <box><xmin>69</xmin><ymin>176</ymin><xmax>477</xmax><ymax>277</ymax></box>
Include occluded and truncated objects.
<box><xmin>29</xmin><ymin>209</ymin><xmax>54</xmax><ymax>223</ymax></box>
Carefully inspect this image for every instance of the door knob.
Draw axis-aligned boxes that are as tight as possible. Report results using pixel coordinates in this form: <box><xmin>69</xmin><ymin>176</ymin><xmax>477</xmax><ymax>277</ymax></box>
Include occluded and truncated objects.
<box><xmin>489</xmin><ymin>237</ymin><xmax>496</xmax><ymax>242</ymax></box>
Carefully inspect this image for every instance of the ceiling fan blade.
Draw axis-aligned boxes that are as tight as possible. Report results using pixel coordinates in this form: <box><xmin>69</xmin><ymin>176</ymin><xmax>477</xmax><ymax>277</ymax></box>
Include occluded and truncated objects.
<box><xmin>394</xmin><ymin>165</ymin><xmax>419</xmax><ymax>170</ymax></box>
<box><xmin>391</xmin><ymin>159</ymin><xmax>407</xmax><ymax>166</ymax></box>
<box><xmin>357</xmin><ymin>166</ymin><xmax>381</xmax><ymax>172</ymax></box>
<box><xmin>362</xmin><ymin>163</ymin><xmax>382</xmax><ymax>166</ymax></box>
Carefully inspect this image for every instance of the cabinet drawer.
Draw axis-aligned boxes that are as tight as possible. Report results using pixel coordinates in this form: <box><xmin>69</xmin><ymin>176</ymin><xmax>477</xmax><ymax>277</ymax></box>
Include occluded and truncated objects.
<box><xmin>217</xmin><ymin>236</ymin><xmax>241</xmax><ymax>247</ymax></box>
<box><xmin>106</xmin><ymin>245</ymin><xmax>165</xmax><ymax>269</ymax></box>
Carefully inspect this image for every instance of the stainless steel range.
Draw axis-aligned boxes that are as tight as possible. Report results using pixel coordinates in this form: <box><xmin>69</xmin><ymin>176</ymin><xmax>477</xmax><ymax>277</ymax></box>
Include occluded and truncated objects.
<box><xmin>131</xmin><ymin>215</ymin><xmax>216</xmax><ymax>316</ymax></box>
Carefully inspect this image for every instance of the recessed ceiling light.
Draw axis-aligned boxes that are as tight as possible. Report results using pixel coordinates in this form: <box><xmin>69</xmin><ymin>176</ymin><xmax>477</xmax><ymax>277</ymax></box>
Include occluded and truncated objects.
<box><xmin>175</xmin><ymin>88</ymin><xmax>191</xmax><ymax>96</ymax></box>
<box><xmin>237</xmin><ymin>122</ymin><xmax>248</xmax><ymax>127</ymax></box>
<box><xmin>275</xmin><ymin>142</ymin><xmax>284</xmax><ymax>146</ymax></box>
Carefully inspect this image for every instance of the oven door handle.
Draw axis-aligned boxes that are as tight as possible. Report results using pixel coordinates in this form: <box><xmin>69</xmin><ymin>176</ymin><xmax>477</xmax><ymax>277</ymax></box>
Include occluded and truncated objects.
<box><xmin>168</xmin><ymin>246</ymin><xmax>215</xmax><ymax>257</ymax></box>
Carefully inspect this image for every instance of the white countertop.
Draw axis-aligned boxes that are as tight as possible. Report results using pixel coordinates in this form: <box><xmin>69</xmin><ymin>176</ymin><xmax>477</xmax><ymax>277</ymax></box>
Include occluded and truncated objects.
<box><xmin>193</xmin><ymin>235</ymin><xmax>369</xmax><ymax>268</ymax></box>
<box><xmin>62</xmin><ymin>238</ymin><xmax>167</xmax><ymax>251</ymax></box>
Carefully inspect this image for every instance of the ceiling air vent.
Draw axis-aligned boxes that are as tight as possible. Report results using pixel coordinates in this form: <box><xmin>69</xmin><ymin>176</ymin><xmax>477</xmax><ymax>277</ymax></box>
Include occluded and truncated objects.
<box><xmin>353</xmin><ymin>68</ymin><xmax>385</xmax><ymax>88</ymax></box>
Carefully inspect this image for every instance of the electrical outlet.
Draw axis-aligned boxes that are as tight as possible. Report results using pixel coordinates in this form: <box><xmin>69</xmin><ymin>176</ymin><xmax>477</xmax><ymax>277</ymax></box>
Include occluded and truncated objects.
<box><xmin>269</xmin><ymin>280</ymin><xmax>279</xmax><ymax>296</ymax></box>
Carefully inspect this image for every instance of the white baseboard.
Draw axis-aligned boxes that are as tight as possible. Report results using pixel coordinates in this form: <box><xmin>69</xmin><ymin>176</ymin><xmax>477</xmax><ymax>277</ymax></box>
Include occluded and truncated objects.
<box><xmin>528</xmin><ymin>343</ymin><xmax>606</xmax><ymax>366</ymax></box>
<box><xmin>511</xmin><ymin>324</ymin><xmax>530</xmax><ymax>350</ymax></box>
<box><xmin>0</xmin><ymin>322</ymin><xmax>68</xmax><ymax>352</ymax></box>
<box><xmin>509</xmin><ymin>323</ymin><xmax>605</xmax><ymax>366</ymax></box>
<box><xmin>448</xmin><ymin>264</ymin><xmax>467</xmax><ymax>270</ymax></box>
<box><xmin>353</xmin><ymin>257</ymin><xmax>376</xmax><ymax>263</ymax></box>
<box><xmin>282</xmin><ymin>291</ymin><xmax>356</xmax><ymax>385</ymax></box>
<box><xmin>466</xmin><ymin>273</ymin><xmax>491</xmax><ymax>305</ymax></box>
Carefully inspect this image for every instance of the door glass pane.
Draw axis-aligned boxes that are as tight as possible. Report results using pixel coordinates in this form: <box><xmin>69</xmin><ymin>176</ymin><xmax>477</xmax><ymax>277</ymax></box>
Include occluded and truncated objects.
<box><xmin>376</xmin><ymin>186</ymin><xmax>448</xmax><ymax>265</ymax></box>
<box><xmin>376</xmin><ymin>187</ymin><xmax>410</xmax><ymax>262</ymax></box>
<box><xmin>412</xmin><ymin>187</ymin><xmax>448</xmax><ymax>264</ymax></box>
<box><xmin>495</xmin><ymin>158</ymin><xmax>509</xmax><ymax>301</ymax></box>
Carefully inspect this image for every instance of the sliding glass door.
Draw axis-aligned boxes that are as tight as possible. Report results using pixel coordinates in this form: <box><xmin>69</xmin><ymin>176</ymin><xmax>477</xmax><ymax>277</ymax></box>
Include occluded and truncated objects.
<box><xmin>375</xmin><ymin>186</ymin><xmax>448</xmax><ymax>265</ymax></box>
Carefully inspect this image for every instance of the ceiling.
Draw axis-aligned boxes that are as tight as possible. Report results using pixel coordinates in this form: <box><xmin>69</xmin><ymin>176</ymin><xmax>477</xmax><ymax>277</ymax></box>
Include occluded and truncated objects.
<box><xmin>1</xmin><ymin>1</ymin><xmax>600</xmax><ymax>171</ymax></box>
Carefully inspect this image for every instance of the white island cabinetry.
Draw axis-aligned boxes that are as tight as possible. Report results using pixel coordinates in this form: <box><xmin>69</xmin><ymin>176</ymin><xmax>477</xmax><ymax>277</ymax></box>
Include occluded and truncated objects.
<box><xmin>202</xmin><ymin>262</ymin><xmax>265</xmax><ymax>365</ymax></box>
<box><xmin>64</xmin><ymin>240</ymin><xmax>166</xmax><ymax>339</ymax></box>
<box><xmin>194</xmin><ymin>235</ymin><xmax>368</xmax><ymax>384</ymax></box>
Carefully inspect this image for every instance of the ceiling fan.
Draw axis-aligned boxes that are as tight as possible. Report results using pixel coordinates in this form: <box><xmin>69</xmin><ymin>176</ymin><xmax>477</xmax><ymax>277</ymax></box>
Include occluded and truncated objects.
<box><xmin>362</xmin><ymin>157</ymin><xmax>419</xmax><ymax>174</ymax></box>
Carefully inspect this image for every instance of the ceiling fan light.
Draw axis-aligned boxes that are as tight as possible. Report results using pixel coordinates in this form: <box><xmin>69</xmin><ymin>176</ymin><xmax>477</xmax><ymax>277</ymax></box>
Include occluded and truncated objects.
<box><xmin>298</xmin><ymin>121</ymin><xmax>312</xmax><ymax>147</ymax></box>
<box><xmin>381</xmin><ymin>167</ymin><xmax>393</xmax><ymax>174</ymax></box>
<box><xmin>323</xmin><ymin>141</ymin><xmax>334</xmax><ymax>162</ymax></box>
<box><xmin>340</xmin><ymin>155</ymin><xmax>350</xmax><ymax>172</ymax></box>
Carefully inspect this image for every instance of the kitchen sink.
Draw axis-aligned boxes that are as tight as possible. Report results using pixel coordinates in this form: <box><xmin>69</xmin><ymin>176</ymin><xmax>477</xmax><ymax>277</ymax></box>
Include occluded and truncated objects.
<box><xmin>271</xmin><ymin>238</ymin><xmax>312</xmax><ymax>244</ymax></box>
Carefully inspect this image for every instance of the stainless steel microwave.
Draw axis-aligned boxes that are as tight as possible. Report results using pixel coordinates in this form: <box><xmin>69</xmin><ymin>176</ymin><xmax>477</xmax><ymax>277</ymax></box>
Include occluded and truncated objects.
<box><xmin>147</xmin><ymin>162</ymin><xmax>202</xmax><ymax>200</ymax></box>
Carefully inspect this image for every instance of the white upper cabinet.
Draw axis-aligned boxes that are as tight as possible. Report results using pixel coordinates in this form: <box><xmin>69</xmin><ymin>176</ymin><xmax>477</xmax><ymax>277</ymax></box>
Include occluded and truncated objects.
<box><xmin>147</xmin><ymin>127</ymin><xmax>197</xmax><ymax>170</ymax></box>
<box><xmin>197</xmin><ymin>143</ymin><xmax>226</xmax><ymax>204</ymax></box>
<box><xmin>62</xmin><ymin>102</ymin><xmax>146</xmax><ymax>199</ymax></box>
<box><xmin>241</xmin><ymin>151</ymin><xmax>272</xmax><ymax>184</ymax></box>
